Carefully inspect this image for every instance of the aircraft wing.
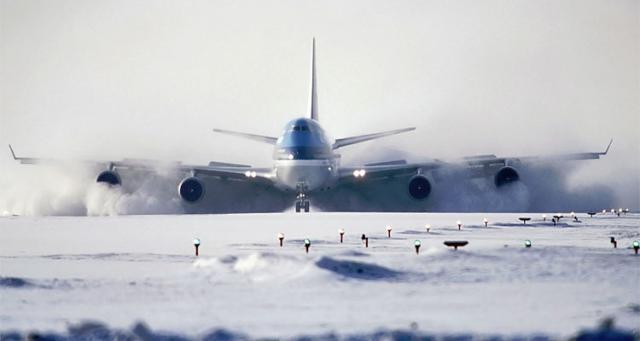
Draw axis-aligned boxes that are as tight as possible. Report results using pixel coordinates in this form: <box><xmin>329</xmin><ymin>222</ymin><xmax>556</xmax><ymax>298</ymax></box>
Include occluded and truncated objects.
<box><xmin>338</xmin><ymin>139</ymin><xmax>612</xmax><ymax>182</ymax></box>
<box><xmin>339</xmin><ymin>161</ymin><xmax>444</xmax><ymax>183</ymax></box>
<box><xmin>8</xmin><ymin>145</ymin><xmax>275</xmax><ymax>183</ymax></box>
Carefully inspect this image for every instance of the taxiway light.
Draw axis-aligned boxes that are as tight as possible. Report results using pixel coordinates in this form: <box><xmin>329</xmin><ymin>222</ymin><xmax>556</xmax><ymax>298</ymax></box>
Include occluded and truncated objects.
<box><xmin>633</xmin><ymin>241</ymin><xmax>639</xmax><ymax>255</ymax></box>
<box><xmin>624</xmin><ymin>208</ymin><xmax>629</xmax><ymax>214</ymax></box>
<box><xmin>193</xmin><ymin>238</ymin><xmax>201</xmax><ymax>256</ymax></box>
<box><xmin>414</xmin><ymin>240</ymin><xmax>421</xmax><ymax>254</ymax></box>
<box><xmin>338</xmin><ymin>228</ymin><xmax>345</xmax><ymax>243</ymax></box>
<box><xmin>425</xmin><ymin>224</ymin><xmax>431</xmax><ymax>233</ymax></box>
<box><xmin>278</xmin><ymin>233</ymin><xmax>285</xmax><ymax>247</ymax></box>
<box><xmin>304</xmin><ymin>239</ymin><xmax>311</xmax><ymax>253</ymax></box>
<box><xmin>610</xmin><ymin>237</ymin><xmax>617</xmax><ymax>248</ymax></box>
<box><xmin>602</xmin><ymin>209</ymin><xmax>606</xmax><ymax>214</ymax></box>
<box><xmin>610</xmin><ymin>209</ymin><xmax>616</xmax><ymax>214</ymax></box>
<box><xmin>456</xmin><ymin>220</ymin><xmax>462</xmax><ymax>230</ymax></box>
<box><xmin>483</xmin><ymin>218</ymin><xmax>488</xmax><ymax>227</ymax></box>
<box><xmin>524</xmin><ymin>240</ymin><xmax>532</xmax><ymax>248</ymax></box>
<box><xmin>386</xmin><ymin>226</ymin><xmax>392</xmax><ymax>238</ymax></box>
<box><xmin>542</xmin><ymin>214</ymin><xmax>547</xmax><ymax>221</ymax></box>
<box><xmin>570</xmin><ymin>212</ymin><xmax>576</xmax><ymax>218</ymax></box>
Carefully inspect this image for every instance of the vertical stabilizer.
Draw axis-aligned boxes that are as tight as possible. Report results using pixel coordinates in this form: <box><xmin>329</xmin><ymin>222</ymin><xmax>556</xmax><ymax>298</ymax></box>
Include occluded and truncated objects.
<box><xmin>308</xmin><ymin>38</ymin><xmax>319</xmax><ymax>121</ymax></box>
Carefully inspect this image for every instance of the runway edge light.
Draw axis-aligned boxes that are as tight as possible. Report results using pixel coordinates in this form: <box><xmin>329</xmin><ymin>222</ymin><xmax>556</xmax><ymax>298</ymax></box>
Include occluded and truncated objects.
<box><xmin>193</xmin><ymin>238</ymin><xmax>201</xmax><ymax>256</ymax></box>
<box><xmin>414</xmin><ymin>240</ymin><xmax>421</xmax><ymax>254</ymax></box>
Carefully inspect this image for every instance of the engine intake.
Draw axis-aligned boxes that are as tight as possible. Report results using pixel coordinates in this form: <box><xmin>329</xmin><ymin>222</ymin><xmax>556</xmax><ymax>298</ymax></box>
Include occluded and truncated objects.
<box><xmin>408</xmin><ymin>175</ymin><xmax>431</xmax><ymax>200</ymax></box>
<box><xmin>96</xmin><ymin>170</ymin><xmax>121</xmax><ymax>186</ymax></box>
<box><xmin>179</xmin><ymin>177</ymin><xmax>205</xmax><ymax>203</ymax></box>
<box><xmin>494</xmin><ymin>166</ymin><xmax>520</xmax><ymax>187</ymax></box>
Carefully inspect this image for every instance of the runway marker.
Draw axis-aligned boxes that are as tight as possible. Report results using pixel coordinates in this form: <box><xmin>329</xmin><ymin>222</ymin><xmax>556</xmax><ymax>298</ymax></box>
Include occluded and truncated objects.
<box><xmin>386</xmin><ymin>226</ymin><xmax>392</xmax><ymax>238</ymax></box>
<box><xmin>304</xmin><ymin>239</ymin><xmax>311</xmax><ymax>253</ymax></box>
<box><xmin>338</xmin><ymin>228</ymin><xmax>345</xmax><ymax>243</ymax></box>
<box><xmin>587</xmin><ymin>212</ymin><xmax>596</xmax><ymax>217</ymax></box>
<box><xmin>483</xmin><ymin>218</ymin><xmax>488</xmax><ymax>227</ymax></box>
<box><xmin>278</xmin><ymin>233</ymin><xmax>284</xmax><ymax>247</ymax></box>
<box><xmin>456</xmin><ymin>220</ymin><xmax>462</xmax><ymax>230</ymax></box>
<box><xmin>524</xmin><ymin>240</ymin><xmax>532</xmax><ymax>248</ymax></box>
<box><xmin>425</xmin><ymin>224</ymin><xmax>431</xmax><ymax>233</ymax></box>
<box><xmin>444</xmin><ymin>240</ymin><xmax>468</xmax><ymax>250</ymax></box>
<box><xmin>519</xmin><ymin>217</ymin><xmax>531</xmax><ymax>224</ymax></box>
<box><xmin>633</xmin><ymin>241</ymin><xmax>639</xmax><ymax>255</ymax></box>
<box><xmin>610</xmin><ymin>237</ymin><xmax>617</xmax><ymax>248</ymax></box>
<box><xmin>414</xmin><ymin>240</ymin><xmax>421</xmax><ymax>254</ymax></box>
<box><xmin>193</xmin><ymin>238</ymin><xmax>201</xmax><ymax>256</ymax></box>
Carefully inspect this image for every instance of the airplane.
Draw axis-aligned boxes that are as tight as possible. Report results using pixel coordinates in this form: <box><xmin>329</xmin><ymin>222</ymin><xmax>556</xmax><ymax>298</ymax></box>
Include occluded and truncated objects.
<box><xmin>8</xmin><ymin>38</ymin><xmax>612</xmax><ymax>213</ymax></box>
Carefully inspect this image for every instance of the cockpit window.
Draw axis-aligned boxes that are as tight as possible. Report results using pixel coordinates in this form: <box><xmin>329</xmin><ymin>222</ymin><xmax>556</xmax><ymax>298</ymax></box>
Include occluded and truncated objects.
<box><xmin>293</xmin><ymin>126</ymin><xmax>310</xmax><ymax>132</ymax></box>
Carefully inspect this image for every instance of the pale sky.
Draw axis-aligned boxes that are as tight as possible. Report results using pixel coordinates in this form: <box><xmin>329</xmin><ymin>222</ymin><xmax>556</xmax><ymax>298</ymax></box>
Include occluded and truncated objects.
<box><xmin>1</xmin><ymin>0</ymin><xmax>638</xmax><ymax>208</ymax></box>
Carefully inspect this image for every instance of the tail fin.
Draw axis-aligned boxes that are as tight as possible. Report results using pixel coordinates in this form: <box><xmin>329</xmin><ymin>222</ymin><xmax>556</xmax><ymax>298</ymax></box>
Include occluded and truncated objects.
<box><xmin>308</xmin><ymin>38</ymin><xmax>319</xmax><ymax>121</ymax></box>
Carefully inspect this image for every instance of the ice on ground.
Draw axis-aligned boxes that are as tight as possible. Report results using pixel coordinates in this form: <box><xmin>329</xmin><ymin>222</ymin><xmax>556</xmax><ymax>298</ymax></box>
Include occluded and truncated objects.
<box><xmin>0</xmin><ymin>212</ymin><xmax>638</xmax><ymax>339</ymax></box>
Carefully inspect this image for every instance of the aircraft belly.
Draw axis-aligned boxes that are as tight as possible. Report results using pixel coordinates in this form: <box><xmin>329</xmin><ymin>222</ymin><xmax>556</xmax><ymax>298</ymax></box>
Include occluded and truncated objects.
<box><xmin>275</xmin><ymin>160</ymin><xmax>333</xmax><ymax>191</ymax></box>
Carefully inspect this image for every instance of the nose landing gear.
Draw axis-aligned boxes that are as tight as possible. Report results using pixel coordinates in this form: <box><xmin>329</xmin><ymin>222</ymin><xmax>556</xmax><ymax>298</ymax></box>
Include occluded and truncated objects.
<box><xmin>295</xmin><ymin>183</ymin><xmax>310</xmax><ymax>213</ymax></box>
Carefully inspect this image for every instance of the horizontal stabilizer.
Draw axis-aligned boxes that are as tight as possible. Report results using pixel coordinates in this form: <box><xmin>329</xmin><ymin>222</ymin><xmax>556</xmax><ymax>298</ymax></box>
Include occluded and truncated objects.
<box><xmin>333</xmin><ymin>127</ymin><xmax>415</xmax><ymax>149</ymax></box>
<box><xmin>213</xmin><ymin>129</ymin><xmax>278</xmax><ymax>145</ymax></box>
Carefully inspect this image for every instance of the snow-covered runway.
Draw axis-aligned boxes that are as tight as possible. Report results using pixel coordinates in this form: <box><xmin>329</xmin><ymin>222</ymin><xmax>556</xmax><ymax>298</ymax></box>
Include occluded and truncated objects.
<box><xmin>1</xmin><ymin>213</ymin><xmax>638</xmax><ymax>339</ymax></box>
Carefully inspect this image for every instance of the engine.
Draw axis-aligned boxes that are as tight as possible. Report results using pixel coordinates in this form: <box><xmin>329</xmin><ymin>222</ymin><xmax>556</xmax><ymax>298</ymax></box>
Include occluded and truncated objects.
<box><xmin>408</xmin><ymin>175</ymin><xmax>432</xmax><ymax>200</ymax></box>
<box><xmin>494</xmin><ymin>166</ymin><xmax>520</xmax><ymax>187</ymax></box>
<box><xmin>178</xmin><ymin>177</ymin><xmax>205</xmax><ymax>203</ymax></box>
<box><xmin>96</xmin><ymin>170</ymin><xmax>121</xmax><ymax>186</ymax></box>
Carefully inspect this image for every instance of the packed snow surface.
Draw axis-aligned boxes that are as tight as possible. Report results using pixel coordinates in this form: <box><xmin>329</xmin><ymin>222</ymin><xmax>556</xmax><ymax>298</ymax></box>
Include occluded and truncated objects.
<box><xmin>1</xmin><ymin>212</ymin><xmax>638</xmax><ymax>339</ymax></box>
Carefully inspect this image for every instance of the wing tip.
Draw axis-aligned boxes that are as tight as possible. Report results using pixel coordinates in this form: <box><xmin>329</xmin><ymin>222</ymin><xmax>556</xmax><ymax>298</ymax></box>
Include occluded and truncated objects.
<box><xmin>604</xmin><ymin>138</ymin><xmax>613</xmax><ymax>154</ymax></box>
<box><xmin>8</xmin><ymin>144</ymin><xmax>16</xmax><ymax>160</ymax></box>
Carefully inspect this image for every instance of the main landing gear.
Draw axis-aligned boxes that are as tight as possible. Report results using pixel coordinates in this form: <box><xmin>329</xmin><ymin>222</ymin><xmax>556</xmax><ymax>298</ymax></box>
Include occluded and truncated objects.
<box><xmin>295</xmin><ymin>183</ymin><xmax>310</xmax><ymax>213</ymax></box>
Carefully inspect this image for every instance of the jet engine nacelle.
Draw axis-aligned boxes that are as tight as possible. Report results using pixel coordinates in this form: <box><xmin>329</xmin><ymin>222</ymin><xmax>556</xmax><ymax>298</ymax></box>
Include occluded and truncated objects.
<box><xmin>96</xmin><ymin>170</ymin><xmax>121</xmax><ymax>186</ymax></box>
<box><xmin>494</xmin><ymin>166</ymin><xmax>520</xmax><ymax>187</ymax></box>
<box><xmin>408</xmin><ymin>175</ymin><xmax>432</xmax><ymax>200</ymax></box>
<box><xmin>178</xmin><ymin>177</ymin><xmax>205</xmax><ymax>203</ymax></box>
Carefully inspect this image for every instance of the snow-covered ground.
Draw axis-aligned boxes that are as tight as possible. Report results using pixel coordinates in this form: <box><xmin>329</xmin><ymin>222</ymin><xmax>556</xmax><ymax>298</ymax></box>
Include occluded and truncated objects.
<box><xmin>1</xmin><ymin>212</ymin><xmax>638</xmax><ymax>339</ymax></box>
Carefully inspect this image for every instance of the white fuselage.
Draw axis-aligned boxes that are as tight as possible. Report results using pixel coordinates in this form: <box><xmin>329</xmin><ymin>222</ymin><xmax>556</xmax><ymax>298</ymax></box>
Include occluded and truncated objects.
<box><xmin>272</xmin><ymin>118</ymin><xmax>339</xmax><ymax>192</ymax></box>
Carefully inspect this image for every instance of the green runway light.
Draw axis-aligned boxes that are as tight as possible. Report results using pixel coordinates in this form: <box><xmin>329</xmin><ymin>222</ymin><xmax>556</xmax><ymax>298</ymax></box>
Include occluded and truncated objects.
<box><xmin>633</xmin><ymin>241</ymin><xmax>639</xmax><ymax>248</ymax></box>
<box><xmin>414</xmin><ymin>240</ymin><xmax>422</xmax><ymax>254</ymax></box>
<box><xmin>524</xmin><ymin>240</ymin><xmax>532</xmax><ymax>248</ymax></box>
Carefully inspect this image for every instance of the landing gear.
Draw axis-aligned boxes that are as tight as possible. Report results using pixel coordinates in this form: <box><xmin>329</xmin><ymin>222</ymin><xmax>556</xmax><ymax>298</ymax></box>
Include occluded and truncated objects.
<box><xmin>295</xmin><ymin>183</ymin><xmax>310</xmax><ymax>213</ymax></box>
